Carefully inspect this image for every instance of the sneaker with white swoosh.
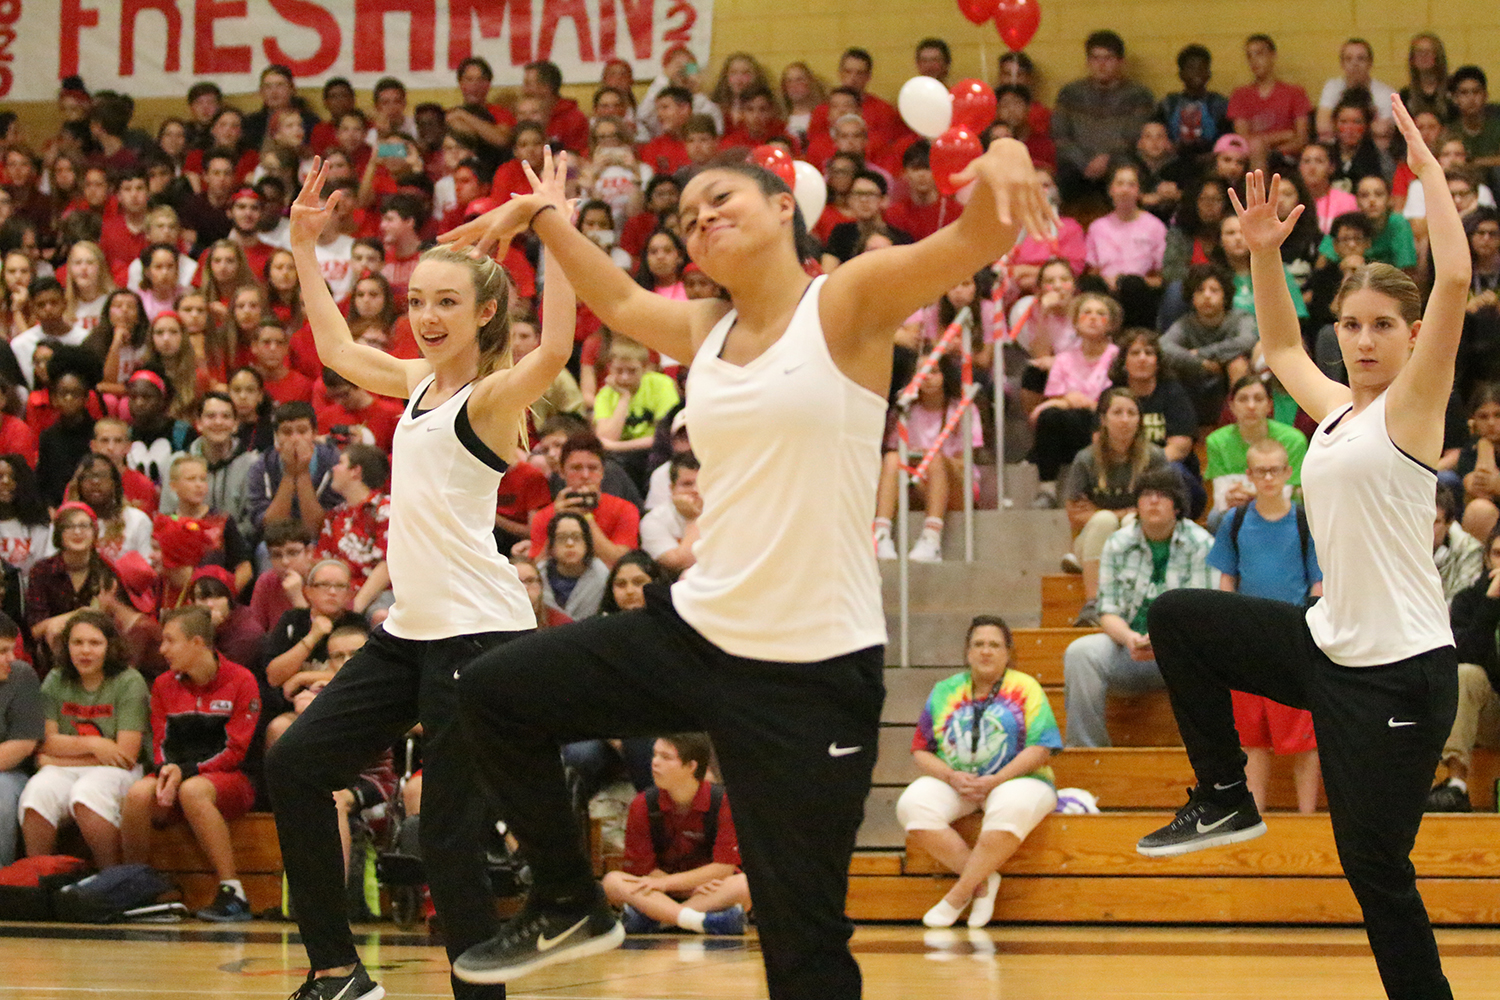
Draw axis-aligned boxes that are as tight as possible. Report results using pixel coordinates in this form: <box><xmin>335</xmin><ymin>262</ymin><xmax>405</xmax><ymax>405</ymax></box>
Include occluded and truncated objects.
<box><xmin>453</xmin><ymin>885</ymin><xmax>623</xmax><ymax>984</ymax></box>
<box><xmin>1136</xmin><ymin>787</ymin><xmax>1267</xmax><ymax>857</ymax></box>
<box><xmin>286</xmin><ymin>963</ymin><xmax>384</xmax><ymax>1000</ymax></box>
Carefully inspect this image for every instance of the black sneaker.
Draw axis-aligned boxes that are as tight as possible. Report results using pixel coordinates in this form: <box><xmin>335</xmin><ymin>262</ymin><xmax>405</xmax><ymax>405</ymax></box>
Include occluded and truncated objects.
<box><xmin>287</xmin><ymin>963</ymin><xmax>384</xmax><ymax>1000</ymax></box>
<box><xmin>195</xmin><ymin>885</ymin><xmax>252</xmax><ymax>922</ymax></box>
<box><xmin>452</xmin><ymin>888</ymin><xmax>624</xmax><ymax>984</ymax></box>
<box><xmin>1136</xmin><ymin>788</ymin><xmax>1267</xmax><ymax>857</ymax></box>
<box><xmin>1424</xmin><ymin>779</ymin><xmax>1473</xmax><ymax>813</ymax></box>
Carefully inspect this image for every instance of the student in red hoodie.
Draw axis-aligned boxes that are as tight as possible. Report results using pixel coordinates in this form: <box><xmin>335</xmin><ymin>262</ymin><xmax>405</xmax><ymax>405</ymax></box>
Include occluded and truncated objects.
<box><xmin>525</xmin><ymin>60</ymin><xmax>590</xmax><ymax>153</ymax></box>
<box><xmin>638</xmin><ymin>88</ymin><xmax>694</xmax><ymax>176</ymax></box>
<box><xmin>120</xmin><ymin>606</ymin><xmax>260</xmax><ymax>922</ymax></box>
<box><xmin>251</xmin><ymin>322</ymin><xmax>313</xmax><ymax>405</ymax></box>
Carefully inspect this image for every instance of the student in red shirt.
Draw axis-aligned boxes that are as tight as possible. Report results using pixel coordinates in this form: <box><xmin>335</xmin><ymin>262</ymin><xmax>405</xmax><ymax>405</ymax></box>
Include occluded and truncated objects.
<box><xmin>602</xmin><ymin>733</ymin><xmax>749</xmax><ymax>935</ymax></box>
<box><xmin>314</xmin><ymin>367</ymin><xmax>402</xmax><ymax>453</ymax></box>
<box><xmin>527</xmin><ymin>435</ymin><xmax>639</xmax><ymax>566</ymax></box>
<box><xmin>98</xmin><ymin>169</ymin><xmax>151</xmax><ymax>286</ymax></box>
<box><xmin>120</xmin><ymin>606</ymin><xmax>260</xmax><ymax>922</ymax></box>
<box><xmin>251</xmin><ymin>323</ymin><xmax>313</xmax><ymax>405</ymax></box>
<box><xmin>638</xmin><ymin>88</ymin><xmax>694</xmax><ymax>176</ymax></box>
<box><xmin>308</xmin><ymin>78</ymin><xmax>357</xmax><ymax>156</ymax></box>
<box><xmin>377</xmin><ymin>194</ymin><xmax>425</xmax><ymax>303</ymax></box>
<box><xmin>884</xmin><ymin>141</ymin><xmax>960</xmax><ymax>241</ymax></box>
<box><xmin>524</xmin><ymin>59</ymin><xmax>591</xmax><ymax>153</ymax></box>
<box><xmin>719</xmin><ymin>85</ymin><xmax>787</xmax><ymax>151</ymax></box>
<box><xmin>1227</xmin><ymin>34</ymin><xmax>1312</xmax><ymax>171</ymax></box>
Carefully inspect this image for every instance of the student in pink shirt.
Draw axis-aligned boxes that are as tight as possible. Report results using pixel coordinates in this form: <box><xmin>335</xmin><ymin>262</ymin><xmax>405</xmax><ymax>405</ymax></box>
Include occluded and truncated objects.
<box><xmin>1299</xmin><ymin>143</ymin><xmax>1358</xmax><ymax>233</ymax></box>
<box><xmin>1026</xmin><ymin>291</ymin><xmax>1123</xmax><ymax>506</ymax></box>
<box><xmin>1085</xmin><ymin>162</ymin><xmax>1166</xmax><ymax>327</ymax></box>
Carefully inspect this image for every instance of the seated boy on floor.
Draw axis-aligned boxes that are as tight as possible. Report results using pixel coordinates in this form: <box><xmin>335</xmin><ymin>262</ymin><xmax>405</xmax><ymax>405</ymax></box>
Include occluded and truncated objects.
<box><xmin>120</xmin><ymin>606</ymin><xmax>261</xmax><ymax>922</ymax></box>
<box><xmin>601</xmin><ymin>733</ymin><xmax>751</xmax><ymax>935</ymax></box>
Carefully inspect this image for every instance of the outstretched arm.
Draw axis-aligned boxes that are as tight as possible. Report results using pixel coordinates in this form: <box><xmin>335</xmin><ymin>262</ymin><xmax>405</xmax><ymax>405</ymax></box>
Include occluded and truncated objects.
<box><xmin>820</xmin><ymin>138</ymin><xmax>1052</xmax><ymax>348</ymax></box>
<box><xmin>469</xmin><ymin>151</ymin><xmax>577</xmax><ymax>453</ymax></box>
<box><xmin>440</xmin><ymin>186</ymin><xmax>712</xmax><ymax>365</ymax></box>
<box><xmin>1387</xmin><ymin>94</ymin><xmax>1472</xmax><ymax>466</ymax></box>
<box><xmin>289</xmin><ymin>159</ymin><xmax>429</xmax><ymax>399</ymax></box>
<box><xmin>1233</xmin><ymin>171</ymin><xmax>1350</xmax><ymax>423</ymax></box>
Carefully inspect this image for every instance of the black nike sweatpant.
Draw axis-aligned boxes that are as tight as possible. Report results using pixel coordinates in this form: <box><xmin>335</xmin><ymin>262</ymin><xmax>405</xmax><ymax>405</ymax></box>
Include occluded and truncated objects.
<box><xmin>458</xmin><ymin>584</ymin><xmax>885</xmax><ymax>1000</ymax></box>
<box><xmin>1148</xmin><ymin>588</ymin><xmax>1458</xmax><ymax>1000</ymax></box>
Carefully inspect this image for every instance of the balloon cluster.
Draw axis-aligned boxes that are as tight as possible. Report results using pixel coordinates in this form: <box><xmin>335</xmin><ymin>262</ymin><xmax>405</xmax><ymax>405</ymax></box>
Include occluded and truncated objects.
<box><xmin>749</xmin><ymin>145</ymin><xmax>828</xmax><ymax>225</ymax></box>
<box><xmin>958</xmin><ymin>0</ymin><xmax>1040</xmax><ymax>51</ymax></box>
<box><xmin>898</xmin><ymin>77</ymin><xmax>997</xmax><ymax>195</ymax></box>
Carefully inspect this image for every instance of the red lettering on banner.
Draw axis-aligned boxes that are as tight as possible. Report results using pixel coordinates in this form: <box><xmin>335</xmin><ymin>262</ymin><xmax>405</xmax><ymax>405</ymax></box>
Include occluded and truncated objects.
<box><xmin>597</xmin><ymin>0</ymin><xmax>653</xmax><ymax>61</ymax></box>
<box><xmin>0</xmin><ymin>1</ymin><xmax>16</xmax><ymax>98</ymax></box>
<box><xmin>537</xmin><ymin>0</ymin><xmax>595</xmax><ymax>63</ymax></box>
<box><xmin>353</xmin><ymin>0</ymin><xmax>437</xmax><ymax>72</ymax></box>
<box><xmin>662</xmin><ymin>0</ymin><xmax>695</xmax><ymax>43</ymax></box>
<box><xmin>193</xmin><ymin>0</ymin><xmax>252</xmax><ymax>74</ymax></box>
<box><xmin>121</xmin><ymin>0</ymin><xmax>183</xmax><ymax>75</ymax></box>
<box><xmin>60</xmin><ymin>0</ymin><xmax>102</xmax><ymax>78</ymax></box>
<box><xmin>447</xmin><ymin>0</ymin><xmax>532</xmax><ymax>69</ymax></box>
<box><xmin>265</xmin><ymin>0</ymin><xmax>341</xmax><ymax>77</ymax></box>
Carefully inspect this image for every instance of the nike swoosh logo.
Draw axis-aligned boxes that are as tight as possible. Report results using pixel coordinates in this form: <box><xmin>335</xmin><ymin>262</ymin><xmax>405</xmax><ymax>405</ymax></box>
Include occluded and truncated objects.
<box><xmin>1195</xmin><ymin>814</ymin><xmax>1238</xmax><ymax>834</ymax></box>
<box><xmin>537</xmin><ymin>916</ymin><xmax>588</xmax><ymax>951</ymax></box>
<box><xmin>1388</xmin><ymin>718</ymin><xmax>1417</xmax><ymax>728</ymax></box>
<box><xmin>328</xmin><ymin>980</ymin><xmax>357</xmax><ymax>1000</ymax></box>
<box><xmin>828</xmin><ymin>743</ymin><xmax>862</xmax><ymax>757</ymax></box>
<box><xmin>426</xmin><ymin>425</ymin><xmax>442</xmax><ymax>432</ymax></box>
<box><xmin>784</xmin><ymin>363</ymin><xmax>804</xmax><ymax>375</ymax></box>
<box><xmin>1213</xmin><ymin>781</ymin><xmax>1243</xmax><ymax>791</ymax></box>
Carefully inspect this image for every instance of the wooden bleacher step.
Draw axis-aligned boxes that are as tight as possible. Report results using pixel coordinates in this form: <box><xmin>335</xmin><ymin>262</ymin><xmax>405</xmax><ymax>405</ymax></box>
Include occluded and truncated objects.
<box><xmin>148</xmin><ymin>813</ymin><xmax>282</xmax><ymax>912</ymax></box>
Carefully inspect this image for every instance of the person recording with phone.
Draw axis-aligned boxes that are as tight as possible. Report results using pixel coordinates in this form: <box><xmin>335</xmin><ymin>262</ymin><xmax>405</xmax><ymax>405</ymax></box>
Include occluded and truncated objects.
<box><xmin>526</xmin><ymin>434</ymin><xmax>640</xmax><ymax>568</ymax></box>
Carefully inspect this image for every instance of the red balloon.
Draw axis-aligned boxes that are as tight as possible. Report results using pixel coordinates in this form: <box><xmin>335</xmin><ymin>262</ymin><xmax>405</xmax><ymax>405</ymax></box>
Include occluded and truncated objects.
<box><xmin>749</xmin><ymin>145</ymin><xmax>795</xmax><ymax>188</ymax></box>
<box><xmin>950</xmin><ymin>79</ymin><xmax>997</xmax><ymax>132</ymax></box>
<box><xmin>956</xmin><ymin>0</ymin><xmax>999</xmax><ymax>25</ymax></box>
<box><xmin>931</xmin><ymin>127</ymin><xmax>983</xmax><ymax>196</ymax></box>
<box><xmin>993</xmin><ymin>0</ymin><xmax>1041</xmax><ymax>52</ymax></box>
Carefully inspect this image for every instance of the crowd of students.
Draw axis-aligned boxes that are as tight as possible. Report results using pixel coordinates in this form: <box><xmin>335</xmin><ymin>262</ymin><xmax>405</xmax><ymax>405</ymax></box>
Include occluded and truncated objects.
<box><xmin>0</xmin><ymin>20</ymin><xmax>1496</xmax><ymax>949</ymax></box>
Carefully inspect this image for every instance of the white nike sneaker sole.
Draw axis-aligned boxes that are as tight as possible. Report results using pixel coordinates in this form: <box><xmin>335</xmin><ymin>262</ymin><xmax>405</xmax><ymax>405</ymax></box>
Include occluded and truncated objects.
<box><xmin>1135</xmin><ymin>819</ymin><xmax>1267</xmax><ymax>858</ymax></box>
<box><xmin>454</xmin><ymin>922</ymin><xmax>625</xmax><ymax>984</ymax></box>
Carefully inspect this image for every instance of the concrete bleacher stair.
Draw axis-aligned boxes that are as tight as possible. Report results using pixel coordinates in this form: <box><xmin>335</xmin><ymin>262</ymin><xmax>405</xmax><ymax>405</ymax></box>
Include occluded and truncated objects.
<box><xmin>856</xmin><ymin>520</ymin><xmax>1500</xmax><ymax>923</ymax></box>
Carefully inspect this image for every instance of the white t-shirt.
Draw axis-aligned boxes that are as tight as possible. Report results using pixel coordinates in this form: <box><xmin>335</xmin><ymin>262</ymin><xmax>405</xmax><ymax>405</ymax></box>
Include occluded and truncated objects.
<box><xmin>1402</xmin><ymin>178</ymin><xmax>1496</xmax><ymax>220</ymax></box>
<box><xmin>1318</xmin><ymin>77</ymin><xmax>1396</xmax><ymax>119</ymax></box>
<box><xmin>639</xmin><ymin>502</ymin><xmax>688</xmax><ymax>559</ymax></box>
<box><xmin>126</xmin><ymin>255</ymin><xmax>197</xmax><ymax>294</ymax></box>
<box><xmin>433</xmin><ymin>174</ymin><xmax>457</xmax><ymax>225</ymax></box>
<box><xmin>315</xmin><ymin>235</ymin><xmax>357</xmax><ymax>306</ymax></box>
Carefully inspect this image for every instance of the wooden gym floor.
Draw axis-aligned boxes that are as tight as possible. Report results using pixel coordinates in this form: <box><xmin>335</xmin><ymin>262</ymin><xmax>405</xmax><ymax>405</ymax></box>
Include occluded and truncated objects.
<box><xmin>5</xmin><ymin>922</ymin><xmax>1500</xmax><ymax>999</ymax></box>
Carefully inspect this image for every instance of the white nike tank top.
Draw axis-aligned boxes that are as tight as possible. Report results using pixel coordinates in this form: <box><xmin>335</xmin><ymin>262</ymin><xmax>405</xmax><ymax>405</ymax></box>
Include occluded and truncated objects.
<box><xmin>382</xmin><ymin>375</ymin><xmax>536</xmax><ymax>640</ymax></box>
<box><xmin>1301</xmin><ymin>391</ymin><xmax>1453</xmax><ymax>666</ymax></box>
<box><xmin>671</xmin><ymin>275</ymin><xmax>888</xmax><ymax>661</ymax></box>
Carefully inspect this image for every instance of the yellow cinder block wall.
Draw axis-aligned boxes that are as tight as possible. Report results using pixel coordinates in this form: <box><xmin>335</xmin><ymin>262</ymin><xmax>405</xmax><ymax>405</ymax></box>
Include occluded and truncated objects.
<box><xmin>8</xmin><ymin>1</ymin><xmax>1499</xmax><ymax>138</ymax></box>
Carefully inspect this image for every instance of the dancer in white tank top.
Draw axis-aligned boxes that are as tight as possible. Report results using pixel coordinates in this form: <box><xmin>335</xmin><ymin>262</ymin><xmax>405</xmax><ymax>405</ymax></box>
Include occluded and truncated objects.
<box><xmin>267</xmin><ymin>153</ymin><xmax>576</xmax><ymax>1000</ymax></box>
<box><xmin>437</xmin><ymin>140</ymin><xmax>1054</xmax><ymax>996</ymax></box>
<box><xmin>1139</xmin><ymin>97</ymin><xmax>1469</xmax><ymax>1000</ymax></box>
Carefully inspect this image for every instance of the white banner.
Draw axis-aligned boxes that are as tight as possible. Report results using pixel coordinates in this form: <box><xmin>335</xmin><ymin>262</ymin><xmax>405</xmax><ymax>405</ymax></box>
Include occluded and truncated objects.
<box><xmin>4</xmin><ymin>0</ymin><xmax>714</xmax><ymax>102</ymax></box>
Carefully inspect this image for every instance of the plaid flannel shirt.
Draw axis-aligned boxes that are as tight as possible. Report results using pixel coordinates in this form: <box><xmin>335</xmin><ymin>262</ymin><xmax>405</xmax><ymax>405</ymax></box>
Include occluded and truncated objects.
<box><xmin>1097</xmin><ymin>519</ymin><xmax>1217</xmax><ymax>625</ymax></box>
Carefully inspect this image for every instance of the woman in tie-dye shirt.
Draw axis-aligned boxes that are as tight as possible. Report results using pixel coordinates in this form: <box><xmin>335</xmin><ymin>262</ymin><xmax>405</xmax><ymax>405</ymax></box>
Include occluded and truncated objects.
<box><xmin>897</xmin><ymin>615</ymin><xmax>1062</xmax><ymax>929</ymax></box>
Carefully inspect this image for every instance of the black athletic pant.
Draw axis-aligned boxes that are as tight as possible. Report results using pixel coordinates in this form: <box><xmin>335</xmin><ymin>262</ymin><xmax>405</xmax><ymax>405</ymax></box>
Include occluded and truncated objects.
<box><xmin>1148</xmin><ymin>589</ymin><xmax>1457</xmax><ymax>1000</ymax></box>
<box><xmin>1028</xmin><ymin>406</ymin><xmax>1095</xmax><ymax>481</ymax></box>
<box><xmin>458</xmin><ymin>585</ymin><xmax>885</xmax><ymax>1000</ymax></box>
<box><xmin>268</xmin><ymin>627</ymin><xmax>524</xmax><ymax>1000</ymax></box>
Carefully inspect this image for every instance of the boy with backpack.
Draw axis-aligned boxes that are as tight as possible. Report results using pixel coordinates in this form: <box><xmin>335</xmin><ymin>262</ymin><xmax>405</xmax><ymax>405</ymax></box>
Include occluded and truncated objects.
<box><xmin>600</xmin><ymin>733</ymin><xmax>750</xmax><ymax>935</ymax></box>
<box><xmin>1208</xmin><ymin>437</ymin><xmax>1323</xmax><ymax>813</ymax></box>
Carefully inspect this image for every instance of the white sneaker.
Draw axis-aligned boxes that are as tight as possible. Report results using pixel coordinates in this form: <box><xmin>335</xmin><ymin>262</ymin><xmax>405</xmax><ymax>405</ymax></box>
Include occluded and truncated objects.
<box><xmin>909</xmin><ymin>532</ymin><xmax>943</xmax><ymax>563</ymax></box>
<box><xmin>875</xmin><ymin>534</ymin><xmax>898</xmax><ymax>560</ymax></box>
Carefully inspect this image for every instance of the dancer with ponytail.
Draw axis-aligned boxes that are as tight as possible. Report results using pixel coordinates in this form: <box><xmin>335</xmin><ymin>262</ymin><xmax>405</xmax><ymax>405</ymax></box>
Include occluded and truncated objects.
<box><xmin>438</xmin><ymin>138</ymin><xmax>1052</xmax><ymax>998</ymax></box>
<box><xmin>267</xmin><ymin>152</ymin><xmax>576</xmax><ymax>1000</ymax></box>
<box><xmin>1139</xmin><ymin>96</ymin><xmax>1468</xmax><ymax>1000</ymax></box>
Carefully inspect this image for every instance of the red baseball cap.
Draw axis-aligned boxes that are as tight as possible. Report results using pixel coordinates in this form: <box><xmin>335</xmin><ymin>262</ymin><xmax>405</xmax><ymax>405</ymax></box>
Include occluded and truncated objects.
<box><xmin>106</xmin><ymin>551</ymin><xmax>159</xmax><ymax>615</ymax></box>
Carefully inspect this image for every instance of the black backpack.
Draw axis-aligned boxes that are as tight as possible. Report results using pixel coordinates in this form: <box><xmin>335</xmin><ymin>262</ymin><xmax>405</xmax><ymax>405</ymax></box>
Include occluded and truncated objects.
<box><xmin>644</xmin><ymin>784</ymin><xmax>724</xmax><ymax>863</ymax></box>
<box><xmin>52</xmin><ymin>864</ymin><xmax>174</xmax><ymax>923</ymax></box>
<box><xmin>1228</xmin><ymin>501</ymin><xmax>1316</xmax><ymax>602</ymax></box>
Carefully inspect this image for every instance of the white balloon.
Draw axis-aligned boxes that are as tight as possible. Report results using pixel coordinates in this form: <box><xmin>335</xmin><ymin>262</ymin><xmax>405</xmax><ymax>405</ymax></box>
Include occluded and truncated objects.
<box><xmin>898</xmin><ymin>77</ymin><xmax>953</xmax><ymax>139</ymax></box>
<box><xmin>792</xmin><ymin>160</ymin><xmax>827</xmax><ymax>226</ymax></box>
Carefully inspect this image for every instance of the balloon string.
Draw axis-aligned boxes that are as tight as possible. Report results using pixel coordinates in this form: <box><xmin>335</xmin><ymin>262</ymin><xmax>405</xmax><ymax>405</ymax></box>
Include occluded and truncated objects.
<box><xmin>980</xmin><ymin>36</ymin><xmax>988</xmax><ymax>82</ymax></box>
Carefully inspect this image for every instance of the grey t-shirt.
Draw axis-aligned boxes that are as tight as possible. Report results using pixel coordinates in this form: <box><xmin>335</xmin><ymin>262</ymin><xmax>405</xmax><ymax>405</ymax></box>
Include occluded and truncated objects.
<box><xmin>1064</xmin><ymin>444</ymin><xmax>1171</xmax><ymax>510</ymax></box>
<box><xmin>0</xmin><ymin>660</ymin><xmax>45</xmax><ymax>762</ymax></box>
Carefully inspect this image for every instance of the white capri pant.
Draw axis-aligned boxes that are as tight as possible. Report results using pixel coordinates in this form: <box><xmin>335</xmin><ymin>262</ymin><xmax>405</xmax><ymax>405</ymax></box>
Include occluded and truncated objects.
<box><xmin>896</xmin><ymin>774</ymin><xmax>1057</xmax><ymax>838</ymax></box>
<box><xmin>18</xmin><ymin>764</ymin><xmax>143</xmax><ymax>829</ymax></box>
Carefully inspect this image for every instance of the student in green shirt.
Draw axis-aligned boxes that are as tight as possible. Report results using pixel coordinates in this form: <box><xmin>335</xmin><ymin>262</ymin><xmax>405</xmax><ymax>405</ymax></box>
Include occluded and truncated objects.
<box><xmin>18</xmin><ymin>609</ymin><xmax>148</xmax><ymax>868</ymax></box>
<box><xmin>1204</xmin><ymin>374</ymin><xmax>1308</xmax><ymax>530</ymax></box>
<box><xmin>1318</xmin><ymin>175</ymin><xmax>1418</xmax><ymax>270</ymax></box>
<box><xmin>594</xmin><ymin>336</ymin><xmax>681</xmax><ymax>490</ymax></box>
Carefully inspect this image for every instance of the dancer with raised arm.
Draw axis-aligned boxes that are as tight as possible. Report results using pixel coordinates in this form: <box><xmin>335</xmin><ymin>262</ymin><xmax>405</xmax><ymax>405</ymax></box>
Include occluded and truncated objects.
<box><xmin>268</xmin><ymin>153</ymin><xmax>576</xmax><ymax>1000</ymax></box>
<box><xmin>1138</xmin><ymin>96</ymin><xmax>1468</xmax><ymax>1000</ymax></box>
<box><xmin>436</xmin><ymin>140</ymin><xmax>1052</xmax><ymax>998</ymax></box>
